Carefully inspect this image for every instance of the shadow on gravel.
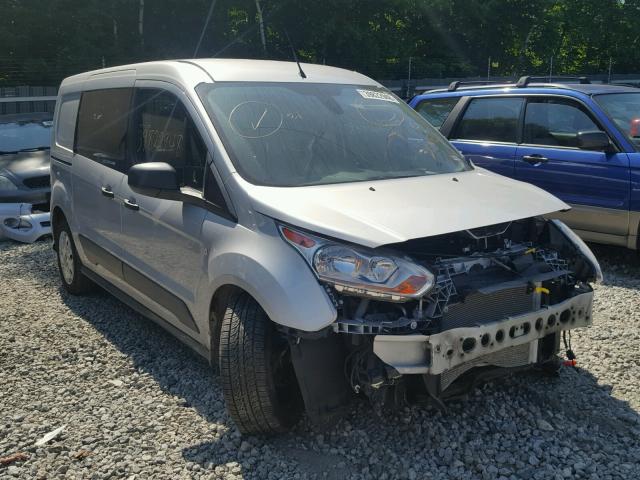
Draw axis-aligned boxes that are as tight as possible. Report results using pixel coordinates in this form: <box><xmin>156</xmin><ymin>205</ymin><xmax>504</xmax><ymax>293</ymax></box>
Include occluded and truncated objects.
<box><xmin>58</xmin><ymin>285</ymin><xmax>362</xmax><ymax>478</ymax></box>
<box><xmin>44</xmin><ymin>240</ymin><xmax>640</xmax><ymax>478</ymax></box>
<box><xmin>60</xmin><ymin>287</ymin><xmax>222</xmax><ymax>421</ymax></box>
<box><xmin>181</xmin><ymin>366</ymin><xmax>640</xmax><ymax>478</ymax></box>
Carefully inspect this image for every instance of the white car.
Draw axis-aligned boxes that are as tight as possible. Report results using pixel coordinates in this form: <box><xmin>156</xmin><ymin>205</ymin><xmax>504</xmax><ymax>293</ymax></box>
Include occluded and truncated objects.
<box><xmin>50</xmin><ymin>59</ymin><xmax>601</xmax><ymax>434</ymax></box>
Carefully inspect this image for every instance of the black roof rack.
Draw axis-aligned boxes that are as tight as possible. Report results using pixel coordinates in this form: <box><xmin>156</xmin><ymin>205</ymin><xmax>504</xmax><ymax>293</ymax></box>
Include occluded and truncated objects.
<box><xmin>516</xmin><ymin>75</ymin><xmax>590</xmax><ymax>88</ymax></box>
<box><xmin>447</xmin><ymin>80</ymin><xmax>512</xmax><ymax>92</ymax></box>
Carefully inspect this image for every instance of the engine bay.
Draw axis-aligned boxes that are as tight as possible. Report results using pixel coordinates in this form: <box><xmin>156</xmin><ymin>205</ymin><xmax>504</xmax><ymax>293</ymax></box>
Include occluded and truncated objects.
<box><xmin>285</xmin><ymin>216</ymin><xmax>599</xmax><ymax>422</ymax></box>
<box><xmin>332</xmin><ymin>217</ymin><xmax>592</xmax><ymax>336</ymax></box>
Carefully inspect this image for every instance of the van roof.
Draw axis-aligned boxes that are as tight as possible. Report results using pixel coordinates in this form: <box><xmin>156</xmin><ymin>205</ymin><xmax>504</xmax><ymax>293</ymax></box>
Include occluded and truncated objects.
<box><xmin>61</xmin><ymin>59</ymin><xmax>380</xmax><ymax>88</ymax></box>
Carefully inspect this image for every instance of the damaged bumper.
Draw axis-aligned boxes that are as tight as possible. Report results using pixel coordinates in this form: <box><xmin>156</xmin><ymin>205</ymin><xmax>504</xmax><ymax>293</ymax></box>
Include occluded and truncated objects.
<box><xmin>0</xmin><ymin>203</ymin><xmax>51</xmax><ymax>243</ymax></box>
<box><xmin>373</xmin><ymin>289</ymin><xmax>593</xmax><ymax>375</ymax></box>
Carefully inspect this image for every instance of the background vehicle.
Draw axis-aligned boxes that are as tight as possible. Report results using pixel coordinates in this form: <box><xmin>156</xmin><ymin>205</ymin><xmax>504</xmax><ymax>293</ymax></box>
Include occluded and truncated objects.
<box><xmin>410</xmin><ymin>77</ymin><xmax>640</xmax><ymax>250</ymax></box>
<box><xmin>51</xmin><ymin>61</ymin><xmax>600</xmax><ymax>435</ymax></box>
<box><xmin>0</xmin><ymin>111</ymin><xmax>52</xmax><ymax>242</ymax></box>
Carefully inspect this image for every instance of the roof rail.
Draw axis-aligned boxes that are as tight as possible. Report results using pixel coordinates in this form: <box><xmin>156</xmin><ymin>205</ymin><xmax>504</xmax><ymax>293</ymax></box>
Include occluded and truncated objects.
<box><xmin>516</xmin><ymin>75</ymin><xmax>590</xmax><ymax>88</ymax></box>
<box><xmin>447</xmin><ymin>80</ymin><xmax>512</xmax><ymax>92</ymax></box>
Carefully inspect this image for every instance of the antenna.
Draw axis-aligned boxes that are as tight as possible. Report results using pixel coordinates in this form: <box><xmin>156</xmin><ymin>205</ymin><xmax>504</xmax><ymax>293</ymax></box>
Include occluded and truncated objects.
<box><xmin>193</xmin><ymin>0</ymin><xmax>217</xmax><ymax>58</ymax></box>
<box><xmin>284</xmin><ymin>30</ymin><xmax>306</xmax><ymax>79</ymax></box>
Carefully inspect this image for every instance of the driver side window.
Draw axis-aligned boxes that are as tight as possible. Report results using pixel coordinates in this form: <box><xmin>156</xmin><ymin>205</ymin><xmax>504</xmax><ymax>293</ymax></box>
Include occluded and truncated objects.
<box><xmin>132</xmin><ymin>88</ymin><xmax>207</xmax><ymax>191</ymax></box>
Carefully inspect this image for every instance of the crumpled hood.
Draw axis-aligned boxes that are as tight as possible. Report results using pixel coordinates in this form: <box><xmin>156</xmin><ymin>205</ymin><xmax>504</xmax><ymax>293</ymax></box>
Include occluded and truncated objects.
<box><xmin>244</xmin><ymin>168</ymin><xmax>569</xmax><ymax>248</ymax></box>
<box><xmin>0</xmin><ymin>150</ymin><xmax>50</xmax><ymax>179</ymax></box>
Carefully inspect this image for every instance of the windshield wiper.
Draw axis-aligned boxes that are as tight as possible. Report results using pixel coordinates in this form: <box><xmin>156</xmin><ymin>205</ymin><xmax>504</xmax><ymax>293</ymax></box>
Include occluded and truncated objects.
<box><xmin>0</xmin><ymin>146</ymin><xmax>50</xmax><ymax>155</ymax></box>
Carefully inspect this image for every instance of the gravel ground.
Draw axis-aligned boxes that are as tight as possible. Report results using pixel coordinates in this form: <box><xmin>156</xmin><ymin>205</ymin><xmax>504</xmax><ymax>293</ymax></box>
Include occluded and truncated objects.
<box><xmin>1</xmin><ymin>239</ymin><xmax>639</xmax><ymax>480</ymax></box>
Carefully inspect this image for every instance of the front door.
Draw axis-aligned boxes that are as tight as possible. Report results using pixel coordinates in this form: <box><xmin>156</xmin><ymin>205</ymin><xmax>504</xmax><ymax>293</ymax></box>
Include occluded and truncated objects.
<box><xmin>514</xmin><ymin>97</ymin><xmax>630</xmax><ymax>237</ymax></box>
<box><xmin>117</xmin><ymin>83</ymin><xmax>209</xmax><ymax>338</ymax></box>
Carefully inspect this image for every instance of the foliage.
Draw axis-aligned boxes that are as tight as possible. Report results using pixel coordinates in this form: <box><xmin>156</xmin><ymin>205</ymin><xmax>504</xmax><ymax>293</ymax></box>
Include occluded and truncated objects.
<box><xmin>0</xmin><ymin>0</ymin><xmax>638</xmax><ymax>85</ymax></box>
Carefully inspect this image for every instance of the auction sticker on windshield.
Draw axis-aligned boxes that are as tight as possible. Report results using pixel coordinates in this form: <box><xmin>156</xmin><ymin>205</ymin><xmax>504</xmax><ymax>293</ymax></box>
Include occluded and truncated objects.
<box><xmin>357</xmin><ymin>89</ymin><xmax>399</xmax><ymax>103</ymax></box>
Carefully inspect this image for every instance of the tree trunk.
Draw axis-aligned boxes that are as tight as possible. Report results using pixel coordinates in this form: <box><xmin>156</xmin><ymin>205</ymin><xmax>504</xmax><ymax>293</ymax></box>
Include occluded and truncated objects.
<box><xmin>255</xmin><ymin>0</ymin><xmax>266</xmax><ymax>53</ymax></box>
<box><xmin>113</xmin><ymin>18</ymin><xmax>118</xmax><ymax>44</ymax></box>
<box><xmin>138</xmin><ymin>0</ymin><xmax>145</xmax><ymax>50</ymax></box>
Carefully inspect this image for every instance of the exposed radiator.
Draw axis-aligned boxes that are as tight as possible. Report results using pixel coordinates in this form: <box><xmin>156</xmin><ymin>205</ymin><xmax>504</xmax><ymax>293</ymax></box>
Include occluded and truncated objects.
<box><xmin>442</xmin><ymin>285</ymin><xmax>535</xmax><ymax>330</ymax></box>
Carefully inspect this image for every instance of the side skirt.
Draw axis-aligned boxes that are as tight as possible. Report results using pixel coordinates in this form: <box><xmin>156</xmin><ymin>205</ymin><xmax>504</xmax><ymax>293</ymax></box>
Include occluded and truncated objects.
<box><xmin>81</xmin><ymin>266</ymin><xmax>210</xmax><ymax>361</ymax></box>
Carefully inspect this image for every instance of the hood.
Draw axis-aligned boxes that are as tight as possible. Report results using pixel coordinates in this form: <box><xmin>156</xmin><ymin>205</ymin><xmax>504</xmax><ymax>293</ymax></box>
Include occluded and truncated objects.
<box><xmin>0</xmin><ymin>150</ymin><xmax>50</xmax><ymax>180</ymax></box>
<box><xmin>243</xmin><ymin>168</ymin><xmax>570</xmax><ymax>248</ymax></box>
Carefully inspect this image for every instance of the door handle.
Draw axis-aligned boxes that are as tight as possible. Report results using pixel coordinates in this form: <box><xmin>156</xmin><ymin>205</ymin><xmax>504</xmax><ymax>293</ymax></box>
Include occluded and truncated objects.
<box><xmin>123</xmin><ymin>198</ymin><xmax>139</xmax><ymax>211</ymax></box>
<box><xmin>522</xmin><ymin>155</ymin><xmax>549</xmax><ymax>165</ymax></box>
<box><xmin>100</xmin><ymin>186</ymin><xmax>115</xmax><ymax>198</ymax></box>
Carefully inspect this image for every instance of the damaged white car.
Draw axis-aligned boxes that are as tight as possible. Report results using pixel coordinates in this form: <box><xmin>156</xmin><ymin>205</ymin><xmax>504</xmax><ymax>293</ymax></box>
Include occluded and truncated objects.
<box><xmin>0</xmin><ymin>112</ymin><xmax>52</xmax><ymax>243</ymax></box>
<box><xmin>0</xmin><ymin>202</ymin><xmax>51</xmax><ymax>243</ymax></box>
<box><xmin>51</xmin><ymin>60</ymin><xmax>601</xmax><ymax>435</ymax></box>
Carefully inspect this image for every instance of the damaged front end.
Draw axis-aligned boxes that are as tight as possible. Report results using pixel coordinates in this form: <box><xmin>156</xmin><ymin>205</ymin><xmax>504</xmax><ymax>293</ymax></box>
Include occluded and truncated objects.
<box><xmin>279</xmin><ymin>217</ymin><xmax>600</xmax><ymax>422</ymax></box>
<box><xmin>0</xmin><ymin>202</ymin><xmax>51</xmax><ymax>243</ymax></box>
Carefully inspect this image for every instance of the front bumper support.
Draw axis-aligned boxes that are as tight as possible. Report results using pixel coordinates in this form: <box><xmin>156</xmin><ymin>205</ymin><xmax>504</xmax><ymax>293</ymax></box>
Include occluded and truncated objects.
<box><xmin>373</xmin><ymin>290</ymin><xmax>593</xmax><ymax>375</ymax></box>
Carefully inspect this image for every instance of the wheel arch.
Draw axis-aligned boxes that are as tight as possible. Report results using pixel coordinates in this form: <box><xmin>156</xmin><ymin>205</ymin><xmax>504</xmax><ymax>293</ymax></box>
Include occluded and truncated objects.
<box><xmin>51</xmin><ymin>206</ymin><xmax>68</xmax><ymax>249</ymax></box>
<box><xmin>208</xmin><ymin>283</ymin><xmax>248</xmax><ymax>367</ymax></box>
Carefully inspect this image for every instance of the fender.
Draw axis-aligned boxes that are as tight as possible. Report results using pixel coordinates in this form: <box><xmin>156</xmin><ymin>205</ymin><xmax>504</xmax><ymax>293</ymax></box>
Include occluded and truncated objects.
<box><xmin>50</xmin><ymin>166</ymin><xmax>74</xmax><ymax>232</ymax></box>
<box><xmin>197</xmin><ymin>216</ymin><xmax>337</xmax><ymax>334</ymax></box>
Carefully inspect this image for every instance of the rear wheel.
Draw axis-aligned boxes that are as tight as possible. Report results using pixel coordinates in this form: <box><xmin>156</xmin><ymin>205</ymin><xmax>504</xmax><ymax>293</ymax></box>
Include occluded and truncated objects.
<box><xmin>219</xmin><ymin>292</ymin><xmax>302</xmax><ymax>435</ymax></box>
<box><xmin>55</xmin><ymin>219</ymin><xmax>94</xmax><ymax>295</ymax></box>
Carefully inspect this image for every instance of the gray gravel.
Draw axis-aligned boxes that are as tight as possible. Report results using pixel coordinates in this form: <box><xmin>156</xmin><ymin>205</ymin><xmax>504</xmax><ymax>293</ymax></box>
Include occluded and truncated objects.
<box><xmin>1</xmin><ymin>239</ymin><xmax>639</xmax><ymax>480</ymax></box>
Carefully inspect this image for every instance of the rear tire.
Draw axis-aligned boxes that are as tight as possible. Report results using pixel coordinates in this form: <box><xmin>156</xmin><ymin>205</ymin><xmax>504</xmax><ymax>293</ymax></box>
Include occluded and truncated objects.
<box><xmin>55</xmin><ymin>219</ymin><xmax>94</xmax><ymax>295</ymax></box>
<box><xmin>219</xmin><ymin>293</ymin><xmax>302</xmax><ymax>435</ymax></box>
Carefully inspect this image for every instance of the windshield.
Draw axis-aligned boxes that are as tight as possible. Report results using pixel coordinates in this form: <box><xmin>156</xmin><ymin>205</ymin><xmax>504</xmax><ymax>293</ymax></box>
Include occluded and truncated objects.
<box><xmin>594</xmin><ymin>93</ymin><xmax>640</xmax><ymax>146</ymax></box>
<box><xmin>197</xmin><ymin>82</ymin><xmax>470</xmax><ymax>187</ymax></box>
<box><xmin>0</xmin><ymin>117</ymin><xmax>52</xmax><ymax>153</ymax></box>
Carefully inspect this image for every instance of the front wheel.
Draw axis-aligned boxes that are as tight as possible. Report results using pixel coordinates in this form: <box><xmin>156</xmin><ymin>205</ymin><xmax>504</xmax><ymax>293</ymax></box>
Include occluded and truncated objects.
<box><xmin>55</xmin><ymin>220</ymin><xmax>94</xmax><ymax>295</ymax></box>
<box><xmin>218</xmin><ymin>293</ymin><xmax>303</xmax><ymax>435</ymax></box>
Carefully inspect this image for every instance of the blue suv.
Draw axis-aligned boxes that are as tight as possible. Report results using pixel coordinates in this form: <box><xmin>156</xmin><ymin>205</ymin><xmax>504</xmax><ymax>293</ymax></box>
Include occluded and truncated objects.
<box><xmin>410</xmin><ymin>76</ymin><xmax>640</xmax><ymax>250</ymax></box>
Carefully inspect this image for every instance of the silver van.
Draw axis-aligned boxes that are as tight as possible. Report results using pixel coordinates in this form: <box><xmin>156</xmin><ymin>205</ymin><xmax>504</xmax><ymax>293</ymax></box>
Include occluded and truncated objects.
<box><xmin>51</xmin><ymin>60</ymin><xmax>601</xmax><ymax>434</ymax></box>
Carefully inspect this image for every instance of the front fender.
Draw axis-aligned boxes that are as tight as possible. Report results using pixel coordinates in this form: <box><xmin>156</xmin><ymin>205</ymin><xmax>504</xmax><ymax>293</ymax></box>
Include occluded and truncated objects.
<box><xmin>201</xmin><ymin>216</ymin><xmax>337</xmax><ymax>332</ymax></box>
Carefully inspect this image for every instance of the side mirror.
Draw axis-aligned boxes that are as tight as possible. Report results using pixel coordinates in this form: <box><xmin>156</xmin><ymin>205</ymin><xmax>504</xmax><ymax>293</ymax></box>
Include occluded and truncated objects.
<box><xmin>128</xmin><ymin>162</ymin><xmax>181</xmax><ymax>200</ymax></box>
<box><xmin>577</xmin><ymin>131</ymin><xmax>611</xmax><ymax>151</ymax></box>
<box><xmin>629</xmin><ymin>118</ymin><xmax>640</xmax><ymax>138</ymax></box>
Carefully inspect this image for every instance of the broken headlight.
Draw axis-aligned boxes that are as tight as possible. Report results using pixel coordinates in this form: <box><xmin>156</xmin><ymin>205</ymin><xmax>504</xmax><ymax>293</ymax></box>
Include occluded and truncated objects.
<box><xmin>550</xmin><ymin>219</ymin><xmax>603</xmax><ymax>283</ymax></box>
<box><xmin>279</xmin><ymin>224</ymin><xmax>435</xmax><ymax>301</ymax></box>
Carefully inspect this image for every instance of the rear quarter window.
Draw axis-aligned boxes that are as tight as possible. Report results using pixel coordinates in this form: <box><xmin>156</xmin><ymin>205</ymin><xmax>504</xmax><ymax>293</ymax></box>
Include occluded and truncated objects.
<box><xmin>453</xmin><ymin>97</ymin><xmax>524</xmax><ymax>143</ymax></box>
<box><xmin>55</xmin><ymin>95</ymin><xmax>80</xmax><ymax>150</ymax></box>
<box><xmin>75</xmin><ymin>88</ymin><xmax>133</xmax><ymax>171</ymax></box>
<box><xmin>415</xmin><ymin>97</ymin><xmax>459</xmax><ymax>128</ymax></box>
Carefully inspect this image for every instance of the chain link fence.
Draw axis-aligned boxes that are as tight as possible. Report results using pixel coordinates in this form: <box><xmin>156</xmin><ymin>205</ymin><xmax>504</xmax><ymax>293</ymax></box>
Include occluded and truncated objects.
<box><xmin>0</xmin><ymin>86</ymin><xmax>58</xmax><ymax>115</ymax></box>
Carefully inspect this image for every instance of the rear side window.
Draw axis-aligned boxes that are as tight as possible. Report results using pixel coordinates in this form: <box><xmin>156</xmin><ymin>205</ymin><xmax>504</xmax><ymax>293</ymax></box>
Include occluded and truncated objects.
<box><xmin>453</xmin><ymin>97</ymin><xmax>523</xmax><ymax>143</ymax></box>
<box><xmin>524</xmin><ymin>98</ymin><xmax>603</xmax><ymax>148</ymax></box>
<box><xmin>56</xmin><ymin>95</ymin><xmax>80</xmax><ymax>150</ymax></box>
<box><xmin>415</xmin><ymin>97</ymin><xmax>459</xmax><ymax>128</ymax></box>
<box><xmin>132</xmin><ymin>89</ymin><xmax>208</xmax><ymax>191</ymax></box>
<box><xmin>75</xmin><ymin>88</ymin><xmax>132</xmax><ymax>171</ymax></box>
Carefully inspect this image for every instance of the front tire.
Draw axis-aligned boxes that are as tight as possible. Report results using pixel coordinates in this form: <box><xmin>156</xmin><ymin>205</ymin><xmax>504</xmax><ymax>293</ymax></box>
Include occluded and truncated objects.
<box><xmin>55</xmin><ymin>220</ymin><xmax>94</xmax><ymax>295</ymax></box>
<box><xmin>219</xmin><ymin>293</ymin><xmax>302</xmax><ymax>435</ymax></box>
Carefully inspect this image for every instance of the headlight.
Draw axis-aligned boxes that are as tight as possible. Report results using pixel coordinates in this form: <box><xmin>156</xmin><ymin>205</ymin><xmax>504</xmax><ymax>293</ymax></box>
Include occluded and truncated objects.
<box><xmin>0</xmin><ymin>175</ymin><xmax>18</xmax><ymax>191</ymax></box>
<box><xmin>550</xmin><ymin>219</ymin><xmax>603</xmax><ymax>283</ymax></box>
<box><xmin>3</xmin><ymin>217</ymin><xmax>32</xmax><ymax>230</ymax></box>
<box><xmin>279</xmin><ymin>224</ymin><xmax>435</xmax><ymax>301</ymax></box>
